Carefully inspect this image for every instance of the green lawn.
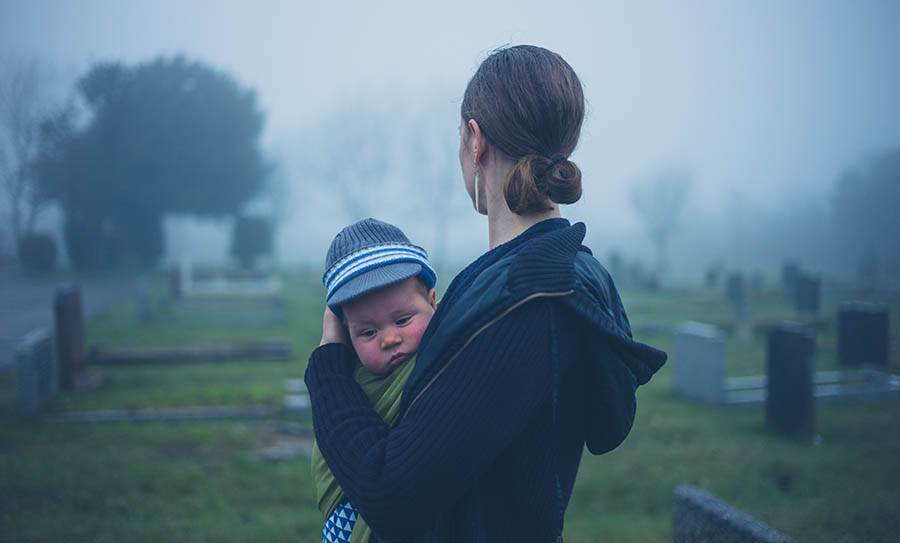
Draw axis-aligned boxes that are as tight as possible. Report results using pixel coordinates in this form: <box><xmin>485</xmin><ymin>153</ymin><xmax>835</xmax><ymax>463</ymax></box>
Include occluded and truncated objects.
<box><xmin>1</xmin><ymin>273</ymin><xmax>898</xmax><ymax>542</ymax></box>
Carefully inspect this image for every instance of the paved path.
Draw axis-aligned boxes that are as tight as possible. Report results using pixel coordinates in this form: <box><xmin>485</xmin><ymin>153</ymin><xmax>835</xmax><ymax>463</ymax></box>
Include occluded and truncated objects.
<box><xmin>0</xmin><ymin>267</ymin><xmax>140</xmax><ymax>371</ymax></box>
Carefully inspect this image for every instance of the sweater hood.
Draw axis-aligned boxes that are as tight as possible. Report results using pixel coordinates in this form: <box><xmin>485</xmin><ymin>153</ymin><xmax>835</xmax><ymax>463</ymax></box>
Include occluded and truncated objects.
<box><xmin>400</xmin><ymin>221</ymin><xmax>667</xmax><ymax>455</ymax></box>
<box><xmin>508</xmin><ymin>222</ymin><xmax>668</xmax><ymax>453</ymax></box>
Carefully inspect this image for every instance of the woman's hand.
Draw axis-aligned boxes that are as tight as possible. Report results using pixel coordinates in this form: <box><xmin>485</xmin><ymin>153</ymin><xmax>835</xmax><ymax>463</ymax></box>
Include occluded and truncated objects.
<box><xmin>319</xmin><ymin>306</ymin><xmax>350</xmax><ymax>346</ymax></box>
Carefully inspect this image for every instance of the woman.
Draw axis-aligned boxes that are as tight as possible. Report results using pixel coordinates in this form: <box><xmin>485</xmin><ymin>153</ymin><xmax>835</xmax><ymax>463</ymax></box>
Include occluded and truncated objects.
<box><xmin>306</xmin><ymin>45</ymin><xmax>667</xmax><ymax>542</ymax></box>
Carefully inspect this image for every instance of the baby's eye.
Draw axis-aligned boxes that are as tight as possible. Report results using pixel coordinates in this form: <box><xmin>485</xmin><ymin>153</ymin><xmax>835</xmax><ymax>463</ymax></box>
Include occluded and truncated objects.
<box><xmin>395</xmin><ymin>315</ymin><xmax>412</xmax><ymax>326</ymax></box>
<box><xmin>358</xmin><ymin>329</ymin><xmax>376</xmax><ymax>339</ymax></box>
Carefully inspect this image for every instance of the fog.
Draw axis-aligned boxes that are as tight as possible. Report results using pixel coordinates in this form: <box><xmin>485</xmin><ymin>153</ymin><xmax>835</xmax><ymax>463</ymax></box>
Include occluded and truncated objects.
<box><xmin>3</xmin><ymin>0</ymin><xmax>899</xmax><ymax>281</ymax></box>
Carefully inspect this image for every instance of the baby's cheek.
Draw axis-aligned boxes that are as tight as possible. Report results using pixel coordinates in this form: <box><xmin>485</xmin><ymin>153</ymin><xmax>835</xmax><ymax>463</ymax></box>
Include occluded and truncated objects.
<box><xmin>351</xmin><ymin>339</ymin><xmax>379</xmax><ymax>367</ymax></box>
<box><xmin>407</xmin><ymin>320</ymin><xmax>430</xmax><ymax>350</ymax></box>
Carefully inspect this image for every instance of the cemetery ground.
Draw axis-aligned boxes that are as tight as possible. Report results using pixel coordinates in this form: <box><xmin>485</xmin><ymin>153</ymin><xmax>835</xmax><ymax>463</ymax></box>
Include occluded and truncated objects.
<box><xmin>1</xmin><ymin>274</ymin><xmax>899</xmax><ymax>542</ymax></box>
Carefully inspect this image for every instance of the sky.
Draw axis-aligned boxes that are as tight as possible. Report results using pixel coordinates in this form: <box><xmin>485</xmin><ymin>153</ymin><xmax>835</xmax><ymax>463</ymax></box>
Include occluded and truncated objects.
<box><xmin>2</xmin><ymin>0</ymin><xmax>899</xmax><ymax>270</ymax></box>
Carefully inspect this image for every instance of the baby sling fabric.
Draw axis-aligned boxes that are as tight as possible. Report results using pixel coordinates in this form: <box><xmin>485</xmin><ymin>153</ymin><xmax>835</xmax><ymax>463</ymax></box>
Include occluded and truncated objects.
<box><xmin>313</xmin><ymin>357</ymin><xmax>416</xmax><ymax>543</ymax></box>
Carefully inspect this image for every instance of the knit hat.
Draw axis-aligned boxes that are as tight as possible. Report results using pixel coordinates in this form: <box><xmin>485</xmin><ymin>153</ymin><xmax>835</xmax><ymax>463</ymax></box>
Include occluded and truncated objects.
<box><xmin>323</xmin><ymin>218</ymin><xmax>437</xmax><ymax>313</ymax></box>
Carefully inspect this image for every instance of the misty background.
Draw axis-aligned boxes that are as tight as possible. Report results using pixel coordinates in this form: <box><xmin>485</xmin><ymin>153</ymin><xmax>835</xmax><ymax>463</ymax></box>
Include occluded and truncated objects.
<box><xmin>2</xmin><ymin>0</ymin><xmax>899</xmax><ymax>283</ymax></box>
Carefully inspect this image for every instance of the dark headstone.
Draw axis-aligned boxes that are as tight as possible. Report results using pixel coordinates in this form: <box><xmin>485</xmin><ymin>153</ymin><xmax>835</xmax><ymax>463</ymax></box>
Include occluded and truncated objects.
<box><xmin>135</xmin><ymin>282</ymin><xmax>151</xmax><ymax>322</ymax></box>
<box><xmin>750</xmin><ymin>272</ymin><xmax>764</xmax><ymax>295</ymax></box>
<box><xmin>704</xmin><ymin>264</ymin><xmax>722</xmax><ymax>289</ymax></box>
<box><xmin>607</xmin><ymin>250</ymin><xmax>624</xmax><ymax>283</ymax></box>
<box><xmin>168</xmin><ymin>268</ymin><xmax>182</xmax><ymax>299</ymax></box>
<box><xmin>54</xmin><ymin>286</ymin><xmax>86</xmax><ymax>391</ymax></box>
<box><xmin>673</xmin><ymin>485</ymin><xmax>793</xmax><ymax>543</ymax></box>
<box><xmin>766</xmin><ymin>323</ymin><xmax>815</xmax><ymax>437</ymax></box>
<box><xmin>781</xmin><ymin>262</ymin><xmax>800</xmax><ymax>295</ymax></box>
<box><xmin>726</xmin><ymin>272</ymin><xmax>746</xmax><ymax>308</ymax></box>
<box><xmin>792</xmin><ymin>273</ymin><xmax>821</xmax><ymax>315</ymax></box>
<box><xmin>838</xmin><ymin>303</ymin><xmax>890</xmax><ymax>368</ymax></box>
<box><xmin>886</xmin><ymin>257</ymin><xmax>900</xmax><ymax>280</ymax></box>
<box><xmin>857</xmin><ymin>248</ymin><xmax>879</xmax><ymax>287</ymax></box>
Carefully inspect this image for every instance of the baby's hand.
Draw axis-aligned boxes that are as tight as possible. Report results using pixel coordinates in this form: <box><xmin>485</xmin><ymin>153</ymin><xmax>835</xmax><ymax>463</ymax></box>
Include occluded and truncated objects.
<box><xmin>319</xmin><ymin>306</ymin><xmax>349</xmax><ymax>346</ymax></box>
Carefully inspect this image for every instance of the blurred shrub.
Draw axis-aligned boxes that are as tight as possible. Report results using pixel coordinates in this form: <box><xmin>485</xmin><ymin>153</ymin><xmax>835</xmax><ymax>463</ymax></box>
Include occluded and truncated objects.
<box><xmin>231</xmin><ymin>215</ymin><xmax>273</xmax><ymax>269</ymax></box>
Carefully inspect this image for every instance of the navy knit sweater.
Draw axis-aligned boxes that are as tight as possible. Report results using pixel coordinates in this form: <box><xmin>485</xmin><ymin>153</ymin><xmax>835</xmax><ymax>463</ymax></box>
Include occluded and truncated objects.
<box><xmin>306</xmin><ymin>219</ymin><xmax>661</xmax><ymax>542</ymax></box>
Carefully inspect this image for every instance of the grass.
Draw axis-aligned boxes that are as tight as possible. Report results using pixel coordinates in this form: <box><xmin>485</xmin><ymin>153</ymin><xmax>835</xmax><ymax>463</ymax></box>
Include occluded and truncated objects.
<box><xmin>1</xmin><ymin>273</ymin><xmax>899</xmax><ymax>542</ymax></box>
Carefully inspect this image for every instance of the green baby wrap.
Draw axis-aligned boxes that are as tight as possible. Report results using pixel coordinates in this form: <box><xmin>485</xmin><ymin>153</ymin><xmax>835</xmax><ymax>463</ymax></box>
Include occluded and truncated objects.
<box><xmin>311</xmin><ymin>356</ymin><xmax>416</xmax><ymax>543</ymax></box>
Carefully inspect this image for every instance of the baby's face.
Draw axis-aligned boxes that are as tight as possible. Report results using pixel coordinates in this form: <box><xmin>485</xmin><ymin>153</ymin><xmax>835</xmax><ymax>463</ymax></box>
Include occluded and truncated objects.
<box><xmin>342</xmin><ymin>277</ymin><xmax>437</xmax><ymax>375</ymax></box>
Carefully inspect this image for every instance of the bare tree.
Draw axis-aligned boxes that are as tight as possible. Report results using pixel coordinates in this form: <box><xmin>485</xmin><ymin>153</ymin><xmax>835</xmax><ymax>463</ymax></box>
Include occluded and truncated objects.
<box><xmin>406</xmin><ymin>103</ymin><xmax>460</xmax><ymax>273</ymax></box>
<box><xmin>0</xmin><ymin>58</ymin><xmax>57</xmax><ymax>256</ymax></box>
<box><xmin>304</xmin><ymin>103</ymin><xmax>393</xmax><ymax>221</ymax></box>
<box><xmin>630</xmin><ymin>166</ymin><xmax>692</xmax><ymax>275</ymax></box>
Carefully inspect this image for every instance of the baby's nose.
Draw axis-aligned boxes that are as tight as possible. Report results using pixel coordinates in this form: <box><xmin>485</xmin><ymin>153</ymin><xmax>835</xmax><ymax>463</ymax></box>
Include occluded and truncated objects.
<box><xmin>381</xmin><ymin>330</ymin><xmax>402</xmax><ymax>349</ymax></box>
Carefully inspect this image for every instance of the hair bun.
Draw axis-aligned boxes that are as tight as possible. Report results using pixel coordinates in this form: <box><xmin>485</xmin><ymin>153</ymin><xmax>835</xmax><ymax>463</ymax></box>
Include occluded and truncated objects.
<box><xmin>544</xmin><ymin>158</ymin><xmax>582</xmax><ymax>205</ymax></box>
<box><xmin>504</xmin><ymin>154</ymin><xmax>583</xmax><ymax>214</ymax></box>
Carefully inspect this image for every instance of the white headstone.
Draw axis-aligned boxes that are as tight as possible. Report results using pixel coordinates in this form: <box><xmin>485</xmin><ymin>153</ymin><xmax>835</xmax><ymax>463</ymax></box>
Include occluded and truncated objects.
<box><xmin>16</xmin><ymin>327</ymin><xmax>58</xmax><ymax>417</ymax></box>
<box><xmin>674</xmin><ymin>321</ymin><xmax>726</xmax><ymax>404</ymax></box>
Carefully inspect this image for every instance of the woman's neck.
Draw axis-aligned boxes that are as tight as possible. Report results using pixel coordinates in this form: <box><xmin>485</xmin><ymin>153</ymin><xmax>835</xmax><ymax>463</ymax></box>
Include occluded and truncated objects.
<box><xmin>481</xmin><ymin>152</ymin><xmax>562</xmax><ymax>249</ymax></box>
<box><xmin>487</xmin><ymin>204</ymin><xmax>561</xmax><ymax>249</ymax></box>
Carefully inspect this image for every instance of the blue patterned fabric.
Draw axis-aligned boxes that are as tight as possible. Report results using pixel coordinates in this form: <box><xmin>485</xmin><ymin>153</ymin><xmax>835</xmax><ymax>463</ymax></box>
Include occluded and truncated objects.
<box><xmin>322</xmin><ymin>498</ymin><xmax>358</xmax><ymax>542</ymax></box>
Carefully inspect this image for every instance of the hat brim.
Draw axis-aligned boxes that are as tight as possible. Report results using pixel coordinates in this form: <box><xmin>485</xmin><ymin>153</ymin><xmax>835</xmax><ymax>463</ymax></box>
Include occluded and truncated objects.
<box><xmin>327</xmin><ymin>262</ymin><xmax>424</xmax><ymax>310</ymax></box>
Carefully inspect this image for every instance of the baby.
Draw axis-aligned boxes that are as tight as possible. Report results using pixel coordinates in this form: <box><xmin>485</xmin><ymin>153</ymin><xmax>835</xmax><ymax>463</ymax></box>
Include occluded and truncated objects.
<box><xmin>312</xmin><ymin>218</ymin><xmax>438</xmax><ymax>543</ymax></box>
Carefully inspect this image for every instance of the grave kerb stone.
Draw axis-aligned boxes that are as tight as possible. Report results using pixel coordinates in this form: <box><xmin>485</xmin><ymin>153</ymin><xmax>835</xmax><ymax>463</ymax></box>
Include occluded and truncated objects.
<box><xmin>673</xmin><ymin>485</ymin><xmax>793</xmax><ymax>543</ymax></box>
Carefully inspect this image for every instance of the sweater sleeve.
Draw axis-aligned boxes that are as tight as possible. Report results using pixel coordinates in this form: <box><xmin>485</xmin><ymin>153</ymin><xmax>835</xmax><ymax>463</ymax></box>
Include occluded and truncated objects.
<box><xmin>304</xmin><ymin>299</ymin><xmax>556</xmax><ymax>540</ymax></box>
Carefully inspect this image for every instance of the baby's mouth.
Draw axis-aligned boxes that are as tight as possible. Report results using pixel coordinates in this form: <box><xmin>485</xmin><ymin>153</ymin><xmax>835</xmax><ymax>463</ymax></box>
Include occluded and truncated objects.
<box><xmin>389</xmin><ymin>352</ymin><xmax>410</xmax><ymax>363</ymax></box>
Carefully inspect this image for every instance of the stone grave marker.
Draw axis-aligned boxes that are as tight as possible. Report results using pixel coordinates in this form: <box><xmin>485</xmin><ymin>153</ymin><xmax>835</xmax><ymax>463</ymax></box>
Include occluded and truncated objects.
<box><xmin>838</xmin><ymin>303</ymin><xmax>889</xmax><ymax>368</ymax></box>
<box><xmin>54</xmin><ymin>286</ymin><xmax>86</xmax><ymax>391</ymax></box>
<box><xmin>704</xmin><ymin>262</ymin><xmax>723</xmax><ymax>289</ymax></box>
<box><xmin>726</xmin><ymin>272</ymin><xmax>751</xmax><ymax>341</ymax></box>
<box><xmin>792</xmin><ymin>273</ymin><xmax>821</xmax><ymax>315</ymax></box>
<box><xmin>673</xmin><ymin>485</ymin><xmax>793</xmax><ymax>543</ymax></box>
<box><xmin>750</xmin><ymin>272</ymin><xmax>764</xmax><ymax>295</ymax></box>
<box><xmin>134</xmin><ymin>281</ymin><xmax>151</xmax><ymax>322</ymax></box>
<box><xmin>168</xmin><ymin>267</ymin><xmax>183</xmax><ymax>299</ymax></box>
<box><xmin>16</xmin><ymin>327</ymin><xmax>58</xmax><ymax>418</ymax></box>
<box><xmin>726</xmin><ymin>272</ymin><xmax>746</xmax><ymax>307</ymax></box>
<box><xmin>607</xmin><ymin>250</ymin><xmax>624</xmax><ymax>283</ymax></box>
<box><xmin>781</xmin><ymin>261</ymin><xmax>800</xmax><ymax>295</ymax></box>
<box><xmin>766</xmin><ymin>323</ymin><xmax>815</xmax><ymax>438</ymax></box>
<box><xmin>674</xmin><ymin>322</ymin><xmax>726</xmax><ymax>404</ymax></box>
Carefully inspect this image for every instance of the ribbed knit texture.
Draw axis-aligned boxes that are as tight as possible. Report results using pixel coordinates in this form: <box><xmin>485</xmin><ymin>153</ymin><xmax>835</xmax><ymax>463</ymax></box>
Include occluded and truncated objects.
<box><xmin>324</xmin><ymin>217</ymin><xmax>437</xmax><ymax>311</ymax></box>
<box><xmin>306</xmin><ymin>218</ymin><xmax>643</xmax><ymax>542</ymax></box>
<box><xmin>324</xmin><ymin>218</ymin><xmax>414</xmax><ymax>273</ymax></box>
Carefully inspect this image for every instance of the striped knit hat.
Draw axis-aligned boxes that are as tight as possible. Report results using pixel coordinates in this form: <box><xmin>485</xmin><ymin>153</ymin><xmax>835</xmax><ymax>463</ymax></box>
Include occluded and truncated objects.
<box><xmin>323</xmin><ymin>218</ymin><xmax>437</xmax><ymax>312</ymax></box>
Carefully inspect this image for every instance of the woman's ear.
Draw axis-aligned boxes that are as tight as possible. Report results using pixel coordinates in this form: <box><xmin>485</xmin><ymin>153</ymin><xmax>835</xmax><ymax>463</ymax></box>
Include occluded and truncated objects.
<box><xmin>467</xmin><ymin>119</ymin><xmax>487</xmax><ymax>166</ymax></box>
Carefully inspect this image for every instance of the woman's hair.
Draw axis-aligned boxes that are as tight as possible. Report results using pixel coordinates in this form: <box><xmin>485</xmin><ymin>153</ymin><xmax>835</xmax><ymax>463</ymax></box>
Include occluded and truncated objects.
<box><xmin>462</xmin><ymin>45</ymin><xmax>585</xmax><ymax>214</ymax></box>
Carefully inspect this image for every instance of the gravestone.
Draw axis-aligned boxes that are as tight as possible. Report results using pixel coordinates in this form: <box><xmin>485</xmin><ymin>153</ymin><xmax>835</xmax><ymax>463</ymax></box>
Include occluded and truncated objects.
<box><xmin>750</xmin><ymin>272</ymin><xmax>764</xmax><ymax>295</ymax></box>
<box><xmin>168</xmin><ymin>268</ymin><xmax>183</xmax><ymax>299</ymax></box>
<box><xmin>781</xmin><ymin>262</ymin><xmax>800</xmax><ymax>295</ymax></box>
<box><xmin>838</xmin><ymin>303</ymin><xmax>890</xmax><ymax>368</ymax></box>
<box><xmin>792</xmin><ymin>273</ymin><xmax>820</xmax><ymax>315</ymax></box>
<box><xmin>134</xmin><ymin>282</ymin><xmax>151</xmax><ymax>322</ymax></box>
<box><xmin>607</xmin><ymin>251</ymin><xmax>624</xmax><ymax>283</ymax></box>
<box><xmin>726</xmin><ymin>273</ymin><xmax>746</xmax><ymax>308</ymax></box>
<box><xmin>704</xmin><ymin>263</ymin><xmax>722</xmax><ymax>289</ymax></box>
<box><xmin>673</xmin><ymin>485</ymin><xmax>793</xmax><ymax>543</ymax></box>
<box><xmin>16</xmin><ymin>327</ymin><xmax>58</xmax><ymax>418</ymax></box>
<box><xmin>54</xmin><ymin>286</ymin><xmax>86</xmax><ymax>391</ymax></box>
<box><xmin>726</xmin><ymin>273</ymin><xmax>751</xmax><ymax>341</ymax></box>
<box><xmin>674</xmin><ymin>322</ymin><xmax>726</xmax><ymax>404</ymax></box>
<box><xmin>856</xmin><ymin>248</ymin><xmax>879</xmax><ymax>291</ymax></box>
<box><xmin>766</xmin><ymin>323</ymin><xmax>815</xmax><ymax>437</ymax></box>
